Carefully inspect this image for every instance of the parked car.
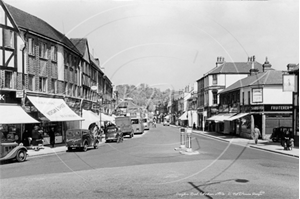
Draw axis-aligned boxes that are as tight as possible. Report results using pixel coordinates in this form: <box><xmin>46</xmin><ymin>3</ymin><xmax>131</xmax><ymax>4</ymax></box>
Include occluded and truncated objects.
<box><xmin>131</xmin><ymin>118</ymin><xmax>144</xmax><ymax>134</ymax></box>
<box><xmin>142</xmin><ymin>118</ymin><xmax>150</xmax><ymax>130</ymax></box>
<box><xmin>0</xmin><ymin>140</ymin><xmax>27</xmax><ymax>162</ymax></box>
<box><xmin>270</xmin><ymin>126</ymin><xmax>293</xmax><ymax>142</ymax></box>
<box><xmin>115</xmin><ymin>116</ymin><xmax>134</xmax><ymax>138</ymax></box>
<box><xmin>66</xmin><ymin>129</ymin><xmax>100</xmax><ymax>152</ymax></box>
<box><xmin>105</xmin><ymin>124</ymin><xmax>124</xmax><ymax>143</ymax></box>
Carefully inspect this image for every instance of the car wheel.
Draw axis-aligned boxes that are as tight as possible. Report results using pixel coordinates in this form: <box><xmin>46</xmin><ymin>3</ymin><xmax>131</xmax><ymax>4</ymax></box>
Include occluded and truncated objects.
<box><xmin>83</xmin><ymin>142</ymin><xmax>88</xmax><ymax>152</ymax></box>
<box><xmin>16</xmin><ymin>150</ymin><xmax>27</xmax><ymax>162</ymax></box>
<box><xmin>94</xmin><ymin>141</ymin><xmax>99</xmax><ymax>149</ymax></box>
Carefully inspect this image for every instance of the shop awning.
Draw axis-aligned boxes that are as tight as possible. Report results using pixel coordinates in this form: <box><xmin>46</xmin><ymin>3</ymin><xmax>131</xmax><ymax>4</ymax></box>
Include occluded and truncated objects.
<box><xmin>100</xmin><ymin>113</ymin><xmax>115</xmax><ymax>123</ymax></box>
<box><xmin>27</xmin><ymin>96</ymin><xmax>83</xmax><ymax>122</ymax></box>
<box><xmin>0</xmin><ymin>104</ymin><xmax>39</xmax><ymax>124</ymax></box>
<box><xmin>225</xmin><ymin>113</ymin><xmax>250</xmax><ymax>121</ymax></box>
<box><xmin>82</xmin><ymin>109</ymin><xmax>100</xmax><ymax>129</ymax></box>
<box><xmin>207</xmin><ymin>113</ymin><xmax>235</xmax><ymax>122</ymax></box>
<box><xmin>179</xmin><ymin>112</ymin><xmax>188</xmax><ymax>120</ymax></box>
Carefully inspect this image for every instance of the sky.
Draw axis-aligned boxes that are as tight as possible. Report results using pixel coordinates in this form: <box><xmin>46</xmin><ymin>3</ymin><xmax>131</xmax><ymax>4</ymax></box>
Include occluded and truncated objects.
<box><xmin>4</xmin><ymin>0</ymin><xmax>299</xmax><ymax>91</ymax></box>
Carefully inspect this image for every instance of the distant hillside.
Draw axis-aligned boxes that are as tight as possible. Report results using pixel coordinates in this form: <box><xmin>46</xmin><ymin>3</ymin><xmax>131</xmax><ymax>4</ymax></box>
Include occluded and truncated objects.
<box><xmin>115</xmin><ymin>84</ymin><xmax>173</xmax><ymax>112</ymax></box>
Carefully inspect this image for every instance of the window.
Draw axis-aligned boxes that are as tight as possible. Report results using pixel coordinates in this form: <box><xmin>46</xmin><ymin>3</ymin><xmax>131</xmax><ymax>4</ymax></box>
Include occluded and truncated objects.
<box><xmin>69</xmin><ymin>84</ymin><xmax>73</xmax><ymax>96</ymax></box>
<box><xmin>65</xmin><ymin>82</ymin><xmax>68</xmax><ymax>95</ymax></box>
<box><xmin>248</xmin><ymin>91</ymin><xmax>251</xmax><ymax>105</ymax></box>
<box><xmin>28</xmin><ymin>75</ymin><xmax>35</xmax><ymax>91</ymax></box>
<box><xmin>39</xmin><ymin>42</ymin><xmax>48</xmax><ymax>59</ymax></box>
<box><xmin>212</xmin><ymin>74</ymin><xmax>217</xmax><ymax>85</ymax></box>
<box><xmin>28</xmin><ymin>38</ymin><xmax>35</xmax><ymax>55</ymax></box>
<box><xmin>4</xmin><ymin>71</ymin><xmax>13</xmax><ymax>88</ymax></box>
<box><xmin>212</xmin><ymin>90</ymin><xmax>218</xmax><ymax>105</ymax></box>
<box><xmin>39</xmin><ymin>77</ymin><xmax>47</xmax><ymax>92</ymax></box>
<box><xmin>51</xmin><ymin>45</ymin><xmax>57</xmax><ymax>61</ymax></box>
<box><xmin>242</xmin><ymin>92</ymin><xmax>244</xmax><ymax>105</ymax></box>
<box><xmin>4</xmin><ymin>29</ymin><xmax>14</xmax><ymax>48</ymax></box>
<box><xmin>51</xmin><ymin>79</ymin><xmax>56</xmax><ymax>93</ymax></box>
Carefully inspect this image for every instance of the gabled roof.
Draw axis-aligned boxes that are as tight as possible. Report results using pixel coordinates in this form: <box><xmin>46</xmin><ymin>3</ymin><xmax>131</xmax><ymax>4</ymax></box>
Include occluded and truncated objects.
<box><xmin>5</xmin><ymin>3</ymin><xmax>79</xmax><ymax>54</ymax></box>
<box><xmin>206</xmin><ymin>61</ymin><xmax>263</xmax><ymax>75</ymax></box>
<box><xmin>220</xmin><ymin>70</ymin><xmax>284</xmax><ymax>94</ymax></box>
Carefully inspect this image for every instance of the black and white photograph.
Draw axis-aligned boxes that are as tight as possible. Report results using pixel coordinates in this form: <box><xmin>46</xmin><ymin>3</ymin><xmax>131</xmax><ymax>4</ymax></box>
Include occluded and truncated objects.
<box><xmin>0</xmin><ymin>0</ymin><xmax>299</xmax><ymax>198</ymax></box>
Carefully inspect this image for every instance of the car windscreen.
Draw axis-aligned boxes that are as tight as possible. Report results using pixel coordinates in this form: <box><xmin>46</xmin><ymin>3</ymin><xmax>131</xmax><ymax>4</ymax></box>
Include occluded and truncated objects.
<box><xmin>131</xmin><ymin>119</ymin><xmax>139</xmax><ymax>124</ymax></box>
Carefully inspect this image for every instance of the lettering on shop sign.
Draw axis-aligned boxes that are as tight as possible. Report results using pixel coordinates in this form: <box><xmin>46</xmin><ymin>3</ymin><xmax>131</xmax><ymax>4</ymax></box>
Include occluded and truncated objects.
<box><xmin>47</xmin><ymin>103</ymin><xmax>66</xmax><ymax>116</ymax></box>
<box><xmin>268</xmin><ymin>105</ymin><xmax>293</xmax><ymax>111</ymax></box>
<box><xmin>0</xmin><ymin>94</ymin><xmax>4</xmax><ymax>101</ymax></box>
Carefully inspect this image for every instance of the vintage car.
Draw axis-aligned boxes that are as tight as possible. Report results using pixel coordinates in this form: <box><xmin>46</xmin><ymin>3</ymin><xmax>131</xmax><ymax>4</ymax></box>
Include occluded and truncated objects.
<box><xmin>66</xmin><ymin>129</ymin><xmax>100</xmax><ymax>152</ymax></box>
<box><xmin>105</xmin><ymin>124</ymin><xmax>123</xmax><ymax>143</ymax></box>
<box><xmin>0</xmin><ymin>141</ymin><xmax>28</xmax><ymax>162</ymax></box>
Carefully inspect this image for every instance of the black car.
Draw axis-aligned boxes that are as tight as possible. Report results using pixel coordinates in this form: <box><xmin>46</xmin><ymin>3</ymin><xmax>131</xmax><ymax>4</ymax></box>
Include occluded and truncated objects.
<box><xmin>270</xmin><ymin>126</ymin><xmax>292</xmax><ymax>142</ymax></box>
<box><xmin>105</xmin><ymin>124</ymin><xmax>123</xmax><ymax>143</ymax></box>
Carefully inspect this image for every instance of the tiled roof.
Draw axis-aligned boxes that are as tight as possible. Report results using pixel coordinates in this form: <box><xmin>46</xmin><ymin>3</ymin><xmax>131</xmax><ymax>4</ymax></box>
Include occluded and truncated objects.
<box><xmin>5</xmin><ymin>3</ymin><xmax>79</xmax><ymax>54</ymax></box>
<box><xmin>220</xmin><ymin>70</ymin><xmax>284</xmax><ymax>94</ymax></box>
<box><xmin>70</xmin><ymin>38</ymin><xmax>87</xmax><ymax>56</ymax></box>
<box><xmin>206</xmin><ymin>61</ymin><xmax>263</xmax><ymax>75</ymax></box>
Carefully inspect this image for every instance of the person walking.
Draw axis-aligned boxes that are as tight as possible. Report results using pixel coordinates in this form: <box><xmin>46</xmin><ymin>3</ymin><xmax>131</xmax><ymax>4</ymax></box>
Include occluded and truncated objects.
<box><xmin>49</xmin><ymin>127</ymin><xmax>55</xmax><ymax>148</ymax></box>
<box><xmin>31</xmin><ymin>125</ymin><xmax>40</xmax><ymax>150</ymax></box>
<box><xmin>252</xmin><ymin>125</ymin><xmax>261</xmax><ymax>144</ymax></box>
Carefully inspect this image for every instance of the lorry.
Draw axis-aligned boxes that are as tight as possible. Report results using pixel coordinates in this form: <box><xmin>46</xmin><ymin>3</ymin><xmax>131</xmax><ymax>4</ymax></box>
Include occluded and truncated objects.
<box><xmin>115</xmin><ymin>116</ymin><xmax>134</xmax><ymax>138</ymax></box>
<box><xmin>66</xmin><ymin>129</ymin><xmax>100</xmax><ymax>152</ymax></box>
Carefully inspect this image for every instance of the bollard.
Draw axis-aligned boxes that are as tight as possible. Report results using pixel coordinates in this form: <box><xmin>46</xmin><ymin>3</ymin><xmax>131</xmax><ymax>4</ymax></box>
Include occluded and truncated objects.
<box><xmin>180</xmin><ymin>128</ymin><xmax>186</xmax><ymax>148</ymax></box>
<box><xmin>185</xmin><ymin>128</ymin><xmax>192</xmax><ymax>152</ymax></box>
<box><xmin>174</xmin><ymin>128</ymin><xmax>186</xmax><ymax>151</ymax></box>
<box><xmin>179</xmin><ymin>127</ymin><xmax>199</xmax><ymax>155</ymax></box>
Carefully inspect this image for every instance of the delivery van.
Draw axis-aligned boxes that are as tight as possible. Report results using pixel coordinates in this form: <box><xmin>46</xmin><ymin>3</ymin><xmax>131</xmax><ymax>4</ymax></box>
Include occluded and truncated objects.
<box><xmin>115</xmin><ymin>116</ymin><xmax>134</xmax><ymax>138</ymax></box>
<box><xmin>131</xmin><ymin>118</ymin><xmax>144</xmax><ymax>134</ymax></box>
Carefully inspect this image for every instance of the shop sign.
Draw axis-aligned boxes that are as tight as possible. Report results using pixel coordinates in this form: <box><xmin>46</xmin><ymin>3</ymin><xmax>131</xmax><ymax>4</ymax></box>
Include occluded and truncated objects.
<box><xmin>252</xmin><ymin>88</ymin><xmax>263</xmax><ymax>103</ymax></box>
<box><xmin>265</xmin><ymin>105</ymin><xmax>293</xmax><ymax>112</ymax></box>
<box><xmin>0</xmin><ymin>90</ymin><xmax>20</xmax><ymax>103</ymax></box>
<box><xmin>283</xmin><ymin>74</ymin><xmax>296</xmax><ymax>92</ymax></box>
<box><xmin>251</xmin><ymin>105</ymin><xmax>264</xmax><ymax>112</ymax></box>
<box><xmin>16</xmin><ymin>90</ymin><xmax>24</xmax><ymax>98</ymax></box>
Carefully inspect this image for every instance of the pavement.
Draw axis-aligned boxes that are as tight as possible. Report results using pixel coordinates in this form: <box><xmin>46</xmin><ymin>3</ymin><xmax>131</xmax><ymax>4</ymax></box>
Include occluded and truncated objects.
<box><xmin>26</xmin><ymin>127</ymin><xmax>299</xmax><ymax>158</ymax></box>
<box><xmin>190</xmin><ymin>128</ymin><xmax>299</xmax><ymax>158</ymax></box>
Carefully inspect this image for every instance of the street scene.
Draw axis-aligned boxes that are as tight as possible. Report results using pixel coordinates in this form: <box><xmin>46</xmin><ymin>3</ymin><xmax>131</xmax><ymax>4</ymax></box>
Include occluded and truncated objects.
<box><xmin>0</xmin><ymin>0</ymin><xmax>299</xmax><ymax>199</ymax></box>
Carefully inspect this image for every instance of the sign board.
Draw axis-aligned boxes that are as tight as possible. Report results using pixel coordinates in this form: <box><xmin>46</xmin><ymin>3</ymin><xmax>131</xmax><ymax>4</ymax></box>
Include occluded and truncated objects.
<box><xmin>252</xmin><ymin>88</ymin><xmax>263</xmax><ymax>103</ymax></box>
<box><xmin>16</xmin><ymin>90</ymin><xmax>24</xmax><ymax>98</ymax></box>
<box><xmin>283</xmin><ymin>74</ymin><xmax>296</xmax><ymax>92</ymax></box>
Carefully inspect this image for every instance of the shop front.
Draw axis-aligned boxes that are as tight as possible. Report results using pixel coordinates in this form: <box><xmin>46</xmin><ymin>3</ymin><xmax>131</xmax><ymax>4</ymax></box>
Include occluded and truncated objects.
<box><xmin>206</xmin><ymin>113</ymin><xmax>235</xmax><ymax>133</ymax></box>
<box><xmin>0</xmin><ymin>90</ymin><xmax>39</xmax><ymax>143</ymax></box>
<box><xmin>24</xmin><ymin>95</ymin><xmax>83</xmax><ymax>144</ymax></box>
<box><xmin>239</xmin><ymin>104</ymin><xmax>292</xmax><ymax>139</ymax></box>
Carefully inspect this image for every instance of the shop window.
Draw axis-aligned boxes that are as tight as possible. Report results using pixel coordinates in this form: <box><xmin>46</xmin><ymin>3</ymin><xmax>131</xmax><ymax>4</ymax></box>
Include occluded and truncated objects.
<box><xmin>39</xmin><ymin>42</ymin><xmax>48</xmax><ymax>59</ymax></box>
<box><xmin>39</xmin><ymin>77</ymin><xmax>47</xmax><ymax>92</ymax></box>
<box><xmin>69</xmin><ymin>84</ymin><xmax>73</xmax><ymax>96</ymax></box>
<box><xmin>28</xmin><ymin>38</ymin><xmax>35</xmax><ymax>55</ymax></box>
<box><xmin>3</xmin><ymin>29</ymin><xmax>14</xmax><ymax>48</ymax></box>
<box><xmin>28</xmin><ymin>75</ymin><xmax>35</xmax><ymax>91</ymax></box>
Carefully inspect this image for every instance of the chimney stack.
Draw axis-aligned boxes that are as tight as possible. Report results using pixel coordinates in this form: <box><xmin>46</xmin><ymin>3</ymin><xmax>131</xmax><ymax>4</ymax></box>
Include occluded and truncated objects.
<box><xmin>262</xmin><ymin>57</ymin><xmax>272</xmax><ymax>72</ymax></box>
<box><xmin>249</xmin><ymin>55</ymin><xmax>259</xmax><ymax>75</ymax></box>
<box><xmin>216</xmin><ymin>56</ymin><xmax>225</xmax><ymax>67</ymax></box>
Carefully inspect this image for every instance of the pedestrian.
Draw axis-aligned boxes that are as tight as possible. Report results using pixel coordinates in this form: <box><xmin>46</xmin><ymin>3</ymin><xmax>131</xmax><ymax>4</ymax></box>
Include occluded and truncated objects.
<box><xmin>48</xmin><ymin>127</ymin><xmax>55</xmax><ymax>148</ymax></box>
<box><xmin>252</xmin><ymin>125</ymin><xmax>261</xmax><ymax>144</ymax></box>
<box><xmin>31</xmin><ymin>125</ymin><xmax>40</xmax><ymax>150</ymax></box>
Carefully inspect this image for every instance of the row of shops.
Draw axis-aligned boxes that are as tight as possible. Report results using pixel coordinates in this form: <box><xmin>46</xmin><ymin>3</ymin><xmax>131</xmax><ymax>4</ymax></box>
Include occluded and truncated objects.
<box><xmin>0</xmin><ymin>90</ymin><xmax>114</xmax><ymax>146</ymax></box>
